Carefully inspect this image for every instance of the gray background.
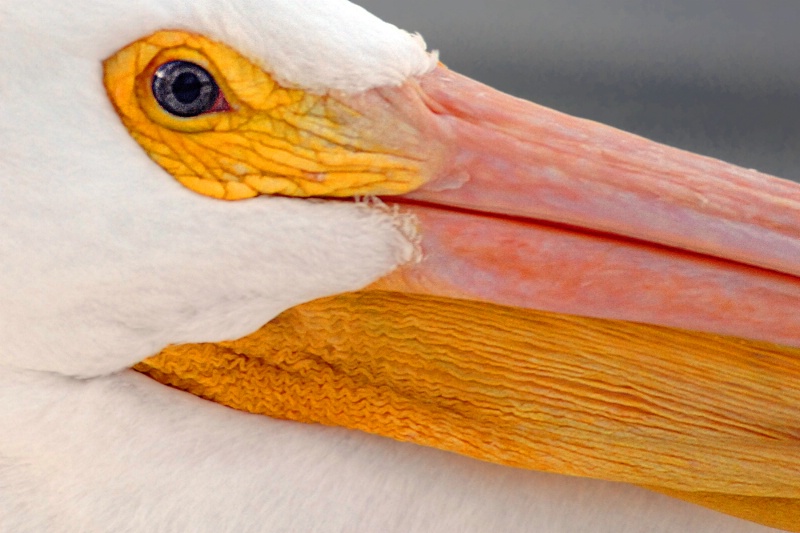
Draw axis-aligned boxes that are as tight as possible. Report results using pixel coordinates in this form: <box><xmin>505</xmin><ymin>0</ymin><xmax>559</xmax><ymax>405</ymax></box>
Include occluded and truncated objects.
<box><xmin>354</xmin><ymin>0</ymin><xmax>800</xmax><ymax>182</ymax></box>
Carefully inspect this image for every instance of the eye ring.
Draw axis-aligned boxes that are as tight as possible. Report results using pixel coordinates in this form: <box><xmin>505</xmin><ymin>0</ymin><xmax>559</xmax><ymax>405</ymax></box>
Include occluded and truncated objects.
<box><xmin>152</xmin><ymin>61</ymin><xmax>220</xmax><ymax>118</ymax></box>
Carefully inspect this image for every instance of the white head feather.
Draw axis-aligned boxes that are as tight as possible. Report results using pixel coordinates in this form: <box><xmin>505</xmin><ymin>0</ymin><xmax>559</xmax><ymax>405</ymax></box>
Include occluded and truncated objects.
<box><xmin>0</xmin><ymin>0</ymin><xmax>426</xmax><ymax>377</ymax></box>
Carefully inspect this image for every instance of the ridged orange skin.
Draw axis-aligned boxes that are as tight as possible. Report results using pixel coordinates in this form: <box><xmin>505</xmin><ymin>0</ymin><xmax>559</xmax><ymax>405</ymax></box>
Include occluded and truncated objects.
<box><xmin>136</xmin><ymin>291</ymin><xmax>800</xmax><ymax>531</ymax></box>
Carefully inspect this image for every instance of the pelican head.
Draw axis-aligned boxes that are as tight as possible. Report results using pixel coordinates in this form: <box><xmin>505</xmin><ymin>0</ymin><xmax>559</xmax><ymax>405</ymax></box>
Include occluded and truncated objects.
<box><xmin>1</xmin><ymin>1</ymin><xmax>798</xmax><ymax>532</ymax></box>
<box><xmin>0</xmin><ymin>0</ymin><xmax>436</xmax><ymax>377</ymax></box>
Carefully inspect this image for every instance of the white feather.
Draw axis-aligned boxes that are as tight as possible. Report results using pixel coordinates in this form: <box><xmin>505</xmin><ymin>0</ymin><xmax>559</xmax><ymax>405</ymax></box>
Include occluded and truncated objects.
<box><xmin>0</xmin><ymin>0</ymin><xmax>420</xmax><ymax>376</ymax></box>
<box><xmin>0</xmin><ymin>0</ymin><xmax>437</xmax><ymax>94</ymax></box>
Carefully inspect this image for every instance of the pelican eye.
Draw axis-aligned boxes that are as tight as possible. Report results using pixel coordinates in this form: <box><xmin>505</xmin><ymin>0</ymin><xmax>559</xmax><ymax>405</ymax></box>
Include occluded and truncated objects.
<box><xmin>152</xmin><ymin>61</ymin><xmax>219</xmax><ymax>118</ymax></box>
<box><xmin>104</xmin><ymin>30</ymin><xmax>429</xmax><ymax>199</ymax></box>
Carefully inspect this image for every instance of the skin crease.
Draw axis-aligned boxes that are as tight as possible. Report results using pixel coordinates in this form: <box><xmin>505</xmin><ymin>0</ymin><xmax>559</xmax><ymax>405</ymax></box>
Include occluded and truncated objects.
<box><xmin>0</xmin><ymin>1</ymin><xmax>793</xmax><ymax>532</ymax></box>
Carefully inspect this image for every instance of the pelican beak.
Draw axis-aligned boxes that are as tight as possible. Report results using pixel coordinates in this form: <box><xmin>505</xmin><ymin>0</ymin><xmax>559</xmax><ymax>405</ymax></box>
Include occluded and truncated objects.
<box><xmin>135</xmin><ymin>63</ymin><xmax>800</xmax><ymax>531</ymax></box>
<box><xmin>371</xmin><ymin>65</ymin><xmax>800</xmax><ymax>348</ymax></box>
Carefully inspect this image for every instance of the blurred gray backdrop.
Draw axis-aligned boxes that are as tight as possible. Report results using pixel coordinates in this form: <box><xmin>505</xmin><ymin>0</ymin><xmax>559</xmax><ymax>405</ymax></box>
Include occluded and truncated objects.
<box><xmin>354</xmin><ymin>0</ymin><xmax>800</xmax><ymax>182</ymax></box>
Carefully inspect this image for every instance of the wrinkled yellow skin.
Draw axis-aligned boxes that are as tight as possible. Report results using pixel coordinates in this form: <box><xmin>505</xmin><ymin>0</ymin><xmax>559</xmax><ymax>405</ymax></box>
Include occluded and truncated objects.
<box><xmin>103</xmin><ymin>31</ymin><xmax>429</xmax><ymax>199</ymax></box>
<box><xmin>137</xmin><ymin>291</ymin><xmax>800</xmax><ymax>532</ymax></box>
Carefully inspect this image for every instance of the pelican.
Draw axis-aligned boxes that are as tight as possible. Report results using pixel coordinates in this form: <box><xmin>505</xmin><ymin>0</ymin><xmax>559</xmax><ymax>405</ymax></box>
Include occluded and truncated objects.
<box><xmin>1</xmin><ymin>1</ymin><xmax>798</xmax><ymax>532</ymax></box>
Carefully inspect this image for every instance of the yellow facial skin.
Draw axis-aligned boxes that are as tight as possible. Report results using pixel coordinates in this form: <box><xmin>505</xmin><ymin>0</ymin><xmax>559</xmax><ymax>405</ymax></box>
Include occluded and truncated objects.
<box><xmin>103</xmin><ymin>31</ymin><xmax>436</xmax><ymax>199</ymax></box>
<box><xmin>137</xmin><ymin>291</ymin><xmax>800</xmax><ymax>532</ymax></box>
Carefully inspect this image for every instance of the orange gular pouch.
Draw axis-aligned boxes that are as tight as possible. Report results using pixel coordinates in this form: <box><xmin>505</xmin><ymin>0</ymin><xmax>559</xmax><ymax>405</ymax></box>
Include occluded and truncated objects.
<box><xmin>136</xmin><ymin>291</ymin><xmax>800</xmax><ymax>532</ymax></box>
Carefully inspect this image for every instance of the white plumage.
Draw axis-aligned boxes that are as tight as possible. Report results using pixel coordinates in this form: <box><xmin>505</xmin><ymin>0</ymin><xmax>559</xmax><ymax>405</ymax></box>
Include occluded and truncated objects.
<box><xmin>0</xmin><ymin>0</ymin><xmax>421</xmax><ymax>377</ymax></box>
<box><xmin>0</xmin><ymin>1</ymin><xmax>779</xmax><ymax>531</ymax></box>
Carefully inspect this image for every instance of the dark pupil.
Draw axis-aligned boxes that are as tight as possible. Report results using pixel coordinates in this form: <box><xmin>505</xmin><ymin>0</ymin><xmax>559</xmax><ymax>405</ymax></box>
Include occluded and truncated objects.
<box><xmin>152</xmin><ymin>61</ymin><xmax>219</xmax><ymax>118</ymax></box>
<box><xmin>172</xmin><ymin>72</ymin><xmax>203</xmax><ymax>104</ymax></box>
